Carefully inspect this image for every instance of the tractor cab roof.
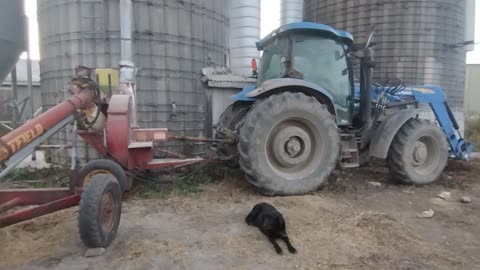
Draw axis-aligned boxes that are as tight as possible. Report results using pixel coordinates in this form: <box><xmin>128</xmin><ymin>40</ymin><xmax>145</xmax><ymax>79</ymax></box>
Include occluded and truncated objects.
<box><xmin>256</xmin><ymin>22</ymin><xmax>354</xmax><ymax>50</ymax></box>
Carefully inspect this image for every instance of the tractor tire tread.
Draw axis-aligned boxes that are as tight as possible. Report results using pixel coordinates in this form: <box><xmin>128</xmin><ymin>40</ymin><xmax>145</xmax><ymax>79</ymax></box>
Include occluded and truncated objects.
<box><xmin>77</xmin><ymin>159</ymin><xmax>126</xmax><ymax>192</ymax></box>
<box><xmin>78</xmin><ymin>175</ymin><xmax>122</xmax><ymax>248</ymax></box>
<box><xmin>387</xmin><ymin>118</ymin><xmax>448</xmax><ymax>184</ymax></box>
<box><xmin>238</xmin><ymin>92</ymin><xmax>340</xmax><ymax>195</ymax></box>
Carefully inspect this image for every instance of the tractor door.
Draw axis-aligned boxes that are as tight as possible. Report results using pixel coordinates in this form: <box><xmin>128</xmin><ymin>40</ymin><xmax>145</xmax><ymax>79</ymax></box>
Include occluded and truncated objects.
<box><xmin>291</xmin><ymin>33</ymin><xmax>354</xmax><ymax>125</ymax></box>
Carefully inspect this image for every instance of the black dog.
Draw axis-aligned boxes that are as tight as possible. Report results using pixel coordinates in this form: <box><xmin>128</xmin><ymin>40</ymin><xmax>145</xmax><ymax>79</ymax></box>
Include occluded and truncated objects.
<box><xmin>245</xmin><ymin>202</ymin><xmax>296</xmax><ymax>254</ymax></box>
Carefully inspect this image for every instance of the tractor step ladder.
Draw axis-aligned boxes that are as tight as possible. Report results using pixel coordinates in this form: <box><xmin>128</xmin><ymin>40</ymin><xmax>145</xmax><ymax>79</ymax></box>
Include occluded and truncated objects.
<box><xmin>339</xmin><ymin>134</ymin><xmax>360</xmax><ymax>168</ymax></box>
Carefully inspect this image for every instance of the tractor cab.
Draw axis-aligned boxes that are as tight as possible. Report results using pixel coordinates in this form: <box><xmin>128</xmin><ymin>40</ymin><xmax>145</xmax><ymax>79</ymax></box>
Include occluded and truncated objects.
<box><xmin>238</xmin><ymin>22</ymin><xmax>359</xmax><ymax>125</ymax></box>
<box><xmin>256</xmin><ymin>22</ymin><xmax>354</xmax><ymax>88</ymax></box>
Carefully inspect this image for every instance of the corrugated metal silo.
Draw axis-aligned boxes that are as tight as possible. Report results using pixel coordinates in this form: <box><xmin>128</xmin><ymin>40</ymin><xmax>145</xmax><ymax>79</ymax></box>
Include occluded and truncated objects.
<box><xmin>230</xmin><ymin>0</ymin><xmax>261</xmax><ymax>76</ymax></box>
<box><xmin>0</xmin><ymin>1</ymin><xmax>26</xmax><ymax>84</ymax></box>
<box><xmin>281</xmin><ymin>0</ymin><xmax>304</xmax><ymax>24</ymax></box>
<box><xmin>38</xmin><ymin>0</ymin><xmax>230</xmax><ymax>164</ymax></box>
<box><xmin>304</xmin><ymin>0</ymin><xmax>468</xmax><ymax>129</ymax></box>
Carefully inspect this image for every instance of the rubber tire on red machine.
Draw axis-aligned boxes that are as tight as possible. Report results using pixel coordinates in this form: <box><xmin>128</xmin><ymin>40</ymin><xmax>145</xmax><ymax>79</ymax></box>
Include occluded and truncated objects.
<box><xmin>238</xmin><ymin>92</ymin><xmax>340</xmax><ymax>195</ymax></box>
<box><xmin>79</xmin><ymin>174</ymin><xmax>122</xmax><ymax>248</ymax></box>
<box><xmin>215</xmin><ymin>102</ymin><xmax>251</xmax><ymax>168</ymax></box>
<box><xmin>387</xmin><ymin>118</ymin><xmax>449</xmax><ymax>184</ymax></box>
<box><xmin>77</xmin><ymin>159</ymin><xmax>126</xmax><ymax>192</ymax></box>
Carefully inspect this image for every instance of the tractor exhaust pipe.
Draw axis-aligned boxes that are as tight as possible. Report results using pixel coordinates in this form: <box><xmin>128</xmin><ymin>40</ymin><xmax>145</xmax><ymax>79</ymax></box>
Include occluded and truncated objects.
<box><xmin>359</xmin><ymin>47</ymin><xmax>375</xmax><ymax>127</ymax></box>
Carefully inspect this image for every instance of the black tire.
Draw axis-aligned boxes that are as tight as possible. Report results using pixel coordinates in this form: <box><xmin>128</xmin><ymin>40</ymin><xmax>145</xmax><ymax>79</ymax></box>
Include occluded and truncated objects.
<box><xmin>238</xmin><ymin>92</ymin><xmax>340</xmax><ymax>195</ymax></box>
<box><xmin>215</xmin><ymin>102</ymin><xmax>251</xmax><ymax>168</ymax></box>
<box><xmin>79</xmin><ymin>174</ymin><xmax>122</xmax><ymax>248</ymax></box>
<box><xmin>78</xmin><ymin>159</ymin><xmax>126</xmax><ymax>192</ymax></box>
<box><xmin>387</xmin><ymin>118</ymin><xmax>448</xmax><ymax>184</ymax></box>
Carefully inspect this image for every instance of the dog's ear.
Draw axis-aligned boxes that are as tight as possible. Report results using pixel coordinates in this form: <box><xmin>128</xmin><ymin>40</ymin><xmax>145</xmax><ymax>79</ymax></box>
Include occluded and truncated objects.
<box><xmin>246</xmin><ymin>206</ymin><xmax>261</xmax><ymax>225</ymax></box>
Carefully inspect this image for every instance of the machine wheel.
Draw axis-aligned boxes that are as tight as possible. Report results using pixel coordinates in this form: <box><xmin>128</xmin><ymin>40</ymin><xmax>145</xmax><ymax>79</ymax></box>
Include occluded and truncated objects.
<box><xmin>387</xmin><ymin>118</ymin><xmax>448</xmax><ymax>184</ymax></box>
<box><xmin>77</xmin><ymin>159</ymin><xmax>126</xmax><ymax>192</ymax></box>
<box><xmin>78</xmin><ymin>174</ymin><xmax>122</xmax><ymax>248</ymax></box>
<box><xmin>215</xmin><ymin>102</ymin><xmax>251</xmax><ymax>168</ymax></box>
<box><xmin>238</xmin><ymin>92</ymin><xmax>340</xmax><ymax>195</ymax></box>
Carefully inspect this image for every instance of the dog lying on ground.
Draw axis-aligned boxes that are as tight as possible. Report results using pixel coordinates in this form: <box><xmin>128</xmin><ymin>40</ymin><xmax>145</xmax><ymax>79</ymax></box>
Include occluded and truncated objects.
<box><xmin>245</xmin><ymin>202</ymin><xmax>297</xmax><ymax>255</ymax></box>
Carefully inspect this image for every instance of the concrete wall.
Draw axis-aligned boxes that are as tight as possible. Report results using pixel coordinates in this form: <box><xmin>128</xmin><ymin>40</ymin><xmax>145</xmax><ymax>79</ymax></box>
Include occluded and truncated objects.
<box><xmin>465</xmin><ymin>64</ymin><xmax>480</xmax><ymax>116</ymax></box>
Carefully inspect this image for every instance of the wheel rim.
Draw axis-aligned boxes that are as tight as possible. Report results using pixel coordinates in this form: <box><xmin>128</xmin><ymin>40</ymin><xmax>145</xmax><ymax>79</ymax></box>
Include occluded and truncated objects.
<box><xmin>83</xmin><ymin>169</ymin><xmax>111</xmax><ymax>187</ymax></box>
<box><xmin>410</xmin><ymin>136</ymin><xmax>439</xmax><ymax>175</ymax></box>
<box><xmin>99</xmin><ymin>190</ymin><xmax>116</xmax><ymax>233</ymax></box>
<box><xmin>266</xmin><ymin>118</ymin><xmax>324</xmax><ymax>179</ymax></box>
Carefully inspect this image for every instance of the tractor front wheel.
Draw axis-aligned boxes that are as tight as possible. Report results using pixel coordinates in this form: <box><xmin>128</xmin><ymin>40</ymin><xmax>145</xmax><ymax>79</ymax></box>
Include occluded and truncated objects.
<box><xmin>238</xmin><ymin>92</ymin><xmax>340</xmax><ymax>195</ymax></box>
<box><xmin>387</xmin><ymin>118</ymin><xmax>448</xmax><ymax>184</ymax></box>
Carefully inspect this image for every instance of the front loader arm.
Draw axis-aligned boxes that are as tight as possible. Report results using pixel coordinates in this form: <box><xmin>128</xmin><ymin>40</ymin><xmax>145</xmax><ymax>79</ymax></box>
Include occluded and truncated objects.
<box><xmin>403</xmin><ymin>86</ymin><xmax>473</xmax><ymax>160</ymax></box>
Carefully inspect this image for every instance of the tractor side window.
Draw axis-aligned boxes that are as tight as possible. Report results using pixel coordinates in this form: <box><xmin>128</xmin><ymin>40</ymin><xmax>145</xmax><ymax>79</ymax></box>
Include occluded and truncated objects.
<box><xmin>258</xmin><ymin>36</ymin><xmax>290</xmax><ymax>85</ymax></box>
<box><xmin>292</xmin><ymin>35</ymin><xmax>351</xmax><ymax>108</ymax></box>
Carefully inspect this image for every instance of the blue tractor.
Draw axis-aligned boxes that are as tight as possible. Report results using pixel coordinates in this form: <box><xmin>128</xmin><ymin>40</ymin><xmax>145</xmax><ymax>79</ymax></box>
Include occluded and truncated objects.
<box><xmin>215</xmin><ymin>22</ymin><xmax>473</xmax><ymax>195</ymax></box>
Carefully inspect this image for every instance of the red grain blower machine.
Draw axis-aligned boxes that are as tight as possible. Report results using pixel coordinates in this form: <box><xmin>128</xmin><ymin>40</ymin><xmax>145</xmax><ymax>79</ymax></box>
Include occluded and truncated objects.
<box><xmin>0</xmin><ymin>67</ymin><xmax>229</xmax><ymax>248</ymax></box>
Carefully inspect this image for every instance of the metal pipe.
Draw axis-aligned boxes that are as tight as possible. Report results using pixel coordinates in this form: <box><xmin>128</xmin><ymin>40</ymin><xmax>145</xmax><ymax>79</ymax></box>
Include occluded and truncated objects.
<box><xmin>0</xmin><ymin>188</ymin><xmax>74</xmax><ymax>205</ymax></box>
<box><xmin>0</xmin><ymin>197</ymin><xmax>22</xmax><ymax>213</ymax></box>
<box><xmin>25</xmin><ymin>17</ymin><xmax>33</xmax><ymax>119</ymax></box>
<box><xmin>0</xmin><ymin>193</ymin><xmax>80</xmax><ymax>228</ymax></box>
<box><xmin>10</xmin><ymin>67</ymin><xmax>18</xmax><ymax>126</ymax></box>
<box><xmin>71</xmin><ymin>120</ymin><xmax>78</xmax><ymax>170</ymax></box>
<box><xmin>0</xmin><ymin>90</ymin><xmax>94</xmax><ymax>162</ymax></box>
<box><xmin>120</xmin><ymin>0</ymin><xmax>133</xmax><ymax>63</ymax></box>
<box><xmin>25</xmin><ymin>15</ymin><xmax>36</xmax><ymax>161</ymax></box>
<box><xmin>119</xmin><ymin>0</ymin><xmax>137</xmax><ymax>126</ymax></box>
<box><xmin>168</xmin><ymin>135</ymin><xmax>235</xmax><ymax>144</ymax></box>
<box><xmin>359</xmin><ymin>48</ymin><xmax>374</xmax><ymax>127</ymax></box>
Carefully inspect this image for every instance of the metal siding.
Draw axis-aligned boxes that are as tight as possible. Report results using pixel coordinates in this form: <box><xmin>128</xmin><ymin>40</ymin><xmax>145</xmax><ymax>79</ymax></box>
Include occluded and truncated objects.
<box><xmin>38</xmin><ymin>0</ymin><xmax>229</xmax><ymax>164</ymax></box>
<box><xmin>304</xmin><ymin>0</ymin><xmax>467</xmax><ymax>111</ymax></box>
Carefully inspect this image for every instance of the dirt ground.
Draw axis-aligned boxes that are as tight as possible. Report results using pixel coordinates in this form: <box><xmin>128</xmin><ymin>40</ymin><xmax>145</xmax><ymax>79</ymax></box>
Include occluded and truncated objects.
<box><xmin>1</xmin><ymin>159</ymin><xmax>480</xmax><ymax>270</ymax></box>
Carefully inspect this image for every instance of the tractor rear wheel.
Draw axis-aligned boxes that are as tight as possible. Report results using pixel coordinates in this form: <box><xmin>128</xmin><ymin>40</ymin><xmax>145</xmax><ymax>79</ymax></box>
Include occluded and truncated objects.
<box><xmin>78</xmin><ymin>174</ymin><xmax>122</xmax><ymax>248</ymax></box>
<box><xmin>387</xmin><ymin>118</ymin><xmax>448</xmax><ymax>184</ymax></box>
<box><xmin>238</xmin><ymin>92</ymin><xmax>340</xmax><ymax>195</ymax></box>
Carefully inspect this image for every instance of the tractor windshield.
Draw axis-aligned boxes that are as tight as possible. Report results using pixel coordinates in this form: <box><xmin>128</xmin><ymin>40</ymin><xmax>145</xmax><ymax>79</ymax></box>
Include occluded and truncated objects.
<box><xmin>292</xmin><ymin>34</ymin><xmax>351</xmax><ymax>108</ymax></box>
<box><xmin>257</xmin><ymin>35</ymin><xmax>290</xmax><ymax>86</ymax></box>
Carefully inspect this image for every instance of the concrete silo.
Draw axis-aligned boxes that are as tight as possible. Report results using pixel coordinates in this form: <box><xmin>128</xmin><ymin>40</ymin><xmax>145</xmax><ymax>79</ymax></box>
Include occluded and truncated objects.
<box><xmin>304</xmin><ymin>0</ymin><xmax>472</xmax><ymax>131</ymax></box>
<box><xmin>0</xmin><ymin>1</ymin><xmax>27</xmax><ymax>84</ymax></box>
<box><xmin>281</xmin><ymin>0</ymin><xmax>304</xmax><ymax>24</ymax></box>
<box><xmin>38</xmin><ymin>0</ymin><xmax>230</xmax><ymax>163</ymax></box>
<box><xmin>229</xmin><ymin>0</ymin><xmax>261</xmax><ymax>76</ymax></box>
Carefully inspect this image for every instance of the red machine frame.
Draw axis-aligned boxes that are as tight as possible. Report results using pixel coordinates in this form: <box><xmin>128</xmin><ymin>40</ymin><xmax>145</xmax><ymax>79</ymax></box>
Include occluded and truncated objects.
<box><xmin>0</xmin><ymin>73</ymin><xmax>228</xmax><ymax>230</ymax></box>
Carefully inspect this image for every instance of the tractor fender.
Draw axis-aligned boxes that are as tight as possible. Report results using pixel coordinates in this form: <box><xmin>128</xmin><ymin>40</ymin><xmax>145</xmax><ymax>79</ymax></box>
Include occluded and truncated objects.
<box><xmin>369</xmin><ymin>109</ymin><xmax>420</xmax><ymax>159</ymax></box>
<box><xmin>244</xmin><ymin>78</ymin><xmax>338</xmax><ymax>118</ymax></box>
<box><xmin>246</xmin><ymin>78</ymin><xmax>335</xmax><ymax>102</ymax></box>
